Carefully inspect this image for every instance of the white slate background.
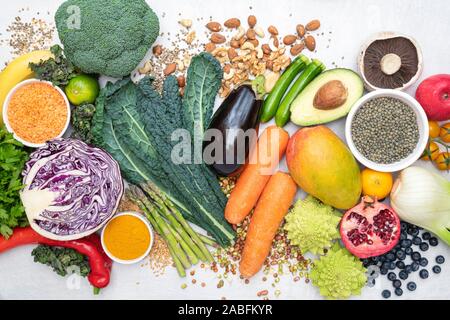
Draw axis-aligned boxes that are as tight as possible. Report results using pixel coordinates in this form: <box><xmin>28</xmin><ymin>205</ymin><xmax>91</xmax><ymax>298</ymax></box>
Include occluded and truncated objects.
<box><xmin>0</xmin><ymin>0</ymin><xmax>449</xmax><ymax>300</ymax></box>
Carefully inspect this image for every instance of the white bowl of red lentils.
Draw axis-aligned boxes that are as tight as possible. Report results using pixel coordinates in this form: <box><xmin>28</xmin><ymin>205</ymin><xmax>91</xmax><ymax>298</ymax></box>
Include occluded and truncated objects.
<box><xmin>2</xmin><ymin>79</ymin><xmax>71</xmax><ymax>148</ymax></box>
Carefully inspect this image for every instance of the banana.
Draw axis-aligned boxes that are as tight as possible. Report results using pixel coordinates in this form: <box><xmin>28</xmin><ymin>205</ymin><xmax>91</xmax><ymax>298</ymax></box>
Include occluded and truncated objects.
<box><xmin>0</xmin><ymin>50</ymin><xmax>53</xmax><ymax>124</ymax></box>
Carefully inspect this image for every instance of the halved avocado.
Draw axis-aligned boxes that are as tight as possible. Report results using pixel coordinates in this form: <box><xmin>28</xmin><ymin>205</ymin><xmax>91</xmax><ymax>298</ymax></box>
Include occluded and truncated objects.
<box><xmin>290</xmin><ymin>68</ymin><xmax>364</xmax><ymax>126</ymax></box>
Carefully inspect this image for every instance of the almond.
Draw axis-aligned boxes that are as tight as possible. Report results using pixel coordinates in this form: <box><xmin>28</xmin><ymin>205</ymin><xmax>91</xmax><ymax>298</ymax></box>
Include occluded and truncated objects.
<box><xmin>268</xmin><ymin>25</ymin><xmax>279</xmax><ymax>36</ymax></box>
<box><xmin>248</xmin><ymin>15</ymin><xmax>257</xmax><ymax>28</ymax></box>
<box><xmin>224</xmin><ymin>18</ymin><xmax>241</xmax><ymax>28</ymax></box>
<box><xmin>305</xmin><ymin>35</ymin><xmax>316</xmax><ymax>51</ymax></box>
<box><xmin>152</xmin><ymin>45</ymin><xmax>163</xmax><ymax>56</ymax></box>
<box><xmin>227</xmin><ymin>47</ymin><xmax>238</xmax><ymax>60</ymax></box>
<box><xmin>206</xmin><ymin>21</ymin><xmax>222</xmax><ymax>32</ymax></box>
<box><xmin>164</xmin><ymin>63</ymin><xmax>176</xmax><ymax>76</ymax></box>
<box><xmin>223</xmin><ymin>64</ymin><xmax>232</xmax><ymax>74</ymax></box>
<box><xmin>205</xmin><ymin>42</ymin><xmax>216</xmax><ymax>52</ymax></box>
<box><xmin>262</xmin><ymin>44</ymin><xmax>271</xmax><ymax>54</ymax></box>
<box><xmin>296</xmin><ymin>24</ymin><xmax>305</xmax><ymax>38</ymax></box>
<box><xmin>266</xmin><ymin>60</ymin><xmax>274</xmax><ymax>71</ymax></box>
<box><xmin>246</xmin><ymin>28</ymin><xmax>256</xmax><ymax>40</ymax></box>
<box><xmin>210</xmin><ymin>33</ymin><xmax>226</xmax><ymax>44</ymax></box>
<box><xmin>306</xmin><ymin>19</ymin><xmax>321</xmax><ymax>31</ymax></box>
<box><xmin>230</xmin><ymin>39</ymin><xmax>240</xmax><ymax>48</ymax></box>
<box><xmin>290</xmin><ymin>43</ymin><xmax>305</xmax><ymax>56</ymax></box>
<box><xmin>177</xmin><ymin>75</ymin><xmax>186</xmax><ymax>88</ymax></box>
<box><xmin>238</xmin><ymin>36</ymin><xmax>246</xmax><ymax>46</ymax></box>
<box><xmin>271</xmin><ymin>36</ymin><xmax>279</xmax><ymax>48</ymax></box>
<box><xmin>283</xmin><ymin>34</ymin><xmax>297</xmax><ymax>45</ymax></box>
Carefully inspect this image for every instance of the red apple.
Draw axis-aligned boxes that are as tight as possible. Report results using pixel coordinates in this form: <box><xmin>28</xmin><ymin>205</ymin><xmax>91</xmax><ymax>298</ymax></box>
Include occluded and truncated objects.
<box><xmin>416</xmin><ymin>74</ymin><xmax>450</xmax><ymax>121</ymax></box>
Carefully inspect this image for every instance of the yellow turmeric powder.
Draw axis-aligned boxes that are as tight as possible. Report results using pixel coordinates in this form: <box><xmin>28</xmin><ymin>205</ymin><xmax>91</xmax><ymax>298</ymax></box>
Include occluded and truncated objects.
<box><xmin>103</xmin><ymin>214</ymin><xmax>151</xmax><ymax>261</ymax></box>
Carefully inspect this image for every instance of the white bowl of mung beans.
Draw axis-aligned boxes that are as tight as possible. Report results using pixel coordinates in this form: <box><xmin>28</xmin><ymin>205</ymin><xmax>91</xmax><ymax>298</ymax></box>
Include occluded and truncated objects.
<box><xmin>345</xmin><ymin>89</ymin><xmax>429</xmax><ymax>172</ymax></box>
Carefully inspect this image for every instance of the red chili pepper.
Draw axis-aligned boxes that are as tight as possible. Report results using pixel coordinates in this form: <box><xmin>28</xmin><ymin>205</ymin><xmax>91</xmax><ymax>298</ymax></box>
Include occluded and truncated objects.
<box><xmin>0</xmin><ymin>227</ymin><xmax>112</xmax><ymax>291</ymax></box>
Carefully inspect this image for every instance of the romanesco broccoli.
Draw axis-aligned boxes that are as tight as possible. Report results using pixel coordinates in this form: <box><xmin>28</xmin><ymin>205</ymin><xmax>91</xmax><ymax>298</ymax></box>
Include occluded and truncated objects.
<box><xmin>284</xmin><ymin>196</ymin><xmax>341</xmax><ymax>254</ymax></box>
<box><xmin>309</xmin><ymin>244</ymin><xmax>367</xmax><ymax>299</ymax></box>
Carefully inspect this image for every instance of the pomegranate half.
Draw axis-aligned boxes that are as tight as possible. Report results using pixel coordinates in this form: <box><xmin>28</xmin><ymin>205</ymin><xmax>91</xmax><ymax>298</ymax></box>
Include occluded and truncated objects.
<box><xmin>340</xmin><ymin>196</ymin><xmax>401</xmax><ymax>258</ymax></box>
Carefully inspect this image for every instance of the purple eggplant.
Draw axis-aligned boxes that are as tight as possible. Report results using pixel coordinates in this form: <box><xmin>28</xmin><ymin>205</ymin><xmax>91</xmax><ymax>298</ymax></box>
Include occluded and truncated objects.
<box><xmin>203</xmin><ymin>85</ymin><xmax>262</xmax><ymax>176</ymax></box>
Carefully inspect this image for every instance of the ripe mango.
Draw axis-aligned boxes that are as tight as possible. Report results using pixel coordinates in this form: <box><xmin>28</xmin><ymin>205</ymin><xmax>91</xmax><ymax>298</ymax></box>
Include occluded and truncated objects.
<box><xmin>286</xmin><ymin>125</ymin><xmax>361</xmax><ymax>209</ymax></box>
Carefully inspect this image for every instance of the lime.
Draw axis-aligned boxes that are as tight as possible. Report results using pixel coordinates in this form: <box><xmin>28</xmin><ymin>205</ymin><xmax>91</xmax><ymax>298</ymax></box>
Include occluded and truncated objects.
<box><xmin>65</xmin><ymin>75</ymin><xmax>100</xmax><ymax>106</ymax></box>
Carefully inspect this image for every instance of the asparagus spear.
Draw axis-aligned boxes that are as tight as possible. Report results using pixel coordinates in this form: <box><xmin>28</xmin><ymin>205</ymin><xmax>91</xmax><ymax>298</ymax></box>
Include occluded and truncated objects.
<box><xmin>127</xmin><ymin>187</ymin><xmax>191</xmax><ymax>271</ymax></box>
<box><xmin>140</xmin><ymin>183</ymin><xmax>208</xmax><ymax>262</ymax></box>
<box><xmin>142</xmin><ymin>183</ymin><xmax>214</xmax><ymax>262</ymax></box>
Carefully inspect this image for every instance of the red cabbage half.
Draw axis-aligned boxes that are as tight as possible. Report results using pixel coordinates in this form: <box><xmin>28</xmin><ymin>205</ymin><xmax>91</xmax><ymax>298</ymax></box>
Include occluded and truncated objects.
<box><xmin>21</xmin><ymin>139</ymin><xmax>124</xmax><ymax>240</ymax></box>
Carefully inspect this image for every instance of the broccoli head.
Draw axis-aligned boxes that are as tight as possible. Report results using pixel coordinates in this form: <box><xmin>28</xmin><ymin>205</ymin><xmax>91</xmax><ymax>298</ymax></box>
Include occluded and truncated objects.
<box><xmin>55</xmin><ymin>0</ymin><xmax>159</xmax><ymax>78</ymax></box>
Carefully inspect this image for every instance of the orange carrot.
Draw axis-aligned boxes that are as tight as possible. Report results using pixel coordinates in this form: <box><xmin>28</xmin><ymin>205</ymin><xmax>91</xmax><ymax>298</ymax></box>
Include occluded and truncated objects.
<box><xmin>225</xmin><ymin>126</ymin><xmax>289</xmax><ymax>225</ymax></box>
<box><xmin>239</xmin><ymin>172</ymin><xmax>297</xmax><ymax>278</ymax></box>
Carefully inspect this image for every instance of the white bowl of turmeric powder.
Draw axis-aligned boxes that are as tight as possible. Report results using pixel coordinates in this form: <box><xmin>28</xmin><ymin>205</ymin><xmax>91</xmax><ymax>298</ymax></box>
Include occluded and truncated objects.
<box><xmin>101</xmin><ymin>212</ymin><xmax>154</xmax><ymax>265</ymax></box>
<box><xmin>2</xmin><ymin>79</ymin><xmax>71</xmax><ymax>148</ymax></box>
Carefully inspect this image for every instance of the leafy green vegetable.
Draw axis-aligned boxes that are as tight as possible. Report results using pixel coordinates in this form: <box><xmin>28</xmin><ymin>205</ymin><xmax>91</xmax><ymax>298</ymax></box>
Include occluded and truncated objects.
<box><xmin>71</xmin><ymin>104</ymin><xmax>96</xmax><ymax>143</ymax></box>
<box><xmin>29</xmin><ymin>45</ymin><xmax>77</xmax><ymax>87</ymax></box>
<box><xmin>31</xmin><ymin>245</ymin><xmax>90</xmax><ymax>277</ymax></box>
<box><xmin>92</xmin><ymin>53</ymin><xmax>234</xmax><ymax>246</ymax></box>
<box><xmin>284</xmin><ymin>196</ymin><xmax>341</xmax><ymax>254</ymax></box>
<box><xmin>183</xmin><ymin>53</ymin><xmax>223</xmax><ymax>154</ymax></box>
<box><xmin>0</xmin><ymin>127</ymin><xmax>29</xmax><ymax>238</ymax></box>
<box><xmin>309</xmin><ymin>244</ymin><xmax>367</xmax><ymax>299</ymax></box>
<box><xmin>55</xmin><ymin>0</ymin><xmax>160</xmax><ymax>78</ymax></box>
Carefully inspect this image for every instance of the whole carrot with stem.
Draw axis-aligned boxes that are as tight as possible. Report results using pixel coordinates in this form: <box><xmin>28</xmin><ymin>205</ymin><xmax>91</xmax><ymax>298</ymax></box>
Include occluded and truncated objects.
<box><xmin>239</xmin><ymin>172</ymin><xmax>297</xmax><ymax>278</ymax></box>
<box><xmin>225</xmin><ymin>126</ymin><xmax>290</xmax><ymax>225</ymax></box>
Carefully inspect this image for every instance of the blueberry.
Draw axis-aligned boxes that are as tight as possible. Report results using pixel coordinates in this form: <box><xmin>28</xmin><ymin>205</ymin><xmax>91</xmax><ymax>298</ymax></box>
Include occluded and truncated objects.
<box><xmin>393</xmin><ymin>279</ymin><xmax>402</xmax><ymax>288</ymax></box>
<box><xmin>412</xmin><ymin>236</ymin><xmax>422</xmax><ymax>245</ymax></box>
<box><xmin>400</xmin><ymin>233</ymin><xmax>407</xmax><ymax>240</ymax></box>
<box><xmin>422</xmin><ymin>232</ymin><xmax>431</xmax><ymax>240</ymax></box>
<box><xmin>419</xmin><ymin>258</ymin><xmax>428</xmax><ymax>267</ymax></box>
<box><xmin>382</xmin><ymin>290</ymin><xmax>391</xmax><ymax>299</ymax></box>
<box><xmin>380</xmin><ymin>268</ymin><xmax>389</xmax><ymax>275</ymax></box>
<box><xmin>388</xmin><ymin>262</ymin><xmax>396</xmax><ymax>270</ymax></box>
<box><xmin>396</xmin><ymin>250</ymin><xmax>406</xmax><ymax>260</ymax></box>
<box><xmin>411</xmin><ymin>262</ymin><xmax>420</xmax><ymax>272</ymax></box>
<box><xmin>419</xmin><ymin>242</ymin><xmax>429</xmax><ymax>252</ymax></box>
<box><xmin>382</xmin><ymin>262</ymin><xmax>391</xmax><ymax>270</ymax></box>
<box><xmin>400</xmin><ymin>239</ymin><xmax>412</xmax><ymax>248</ymax></box>
<box><xmin>407</xmin><ymin>282</ymin><xmax>417</xmax><ymax>291</ymax></box>
<box><xmin>429</xmin><ymin>237</ymin><xmax>439</xmax><ymax>246</ymax></box>
<box><xmin>407</xmin><ymin>227</ymin><xmax>419</xmax><ymax>237</ymax></box>
<box><xmin>396</xmin><ymin>261</ymin><xmax>405</xmax><ymax>269</ymax></box>
<box><xmin>398</xmin><ymin>270</ymin><xmax>408</xmax><ymax>280</ymax></box>
<box><xmin>405</xmin><ymin>247</ymin><xmax>413</xmax><ymax>255</ymax></box>
<box><xmin>395</xmin><ymin>288</ymin><xmax>403</xmax><ymax>296</ymax></box>
<box><xmin>419</xmin><ymin>269</ymin><xmax>429</xmax><ymax>279</ymax></box>
<box><xmin>371</xmin><ymin>256</ymin><xmax>380</xmax><ymax>263</ymax></box>
<box><xmin>432</xmin><ymin>265</ymin><xmax>441</xmax><ymax>274</ymax></box>
<box><xmin>405</xmin><ymin>265</ymin><xmax>413</xmax><ymax>274</ymax></box>
<box><xmin>436</xmin><ymin>255</ymin><xmax>445</xmax><ymax>264</ymax></box>
<box><xmin>379</xmin><ymin>255</ymin><xmax>386</xmax><ymax>263</ymax></box>
<box><xmin>411</xmin><ymin>252</ymin><xmax>421</xmax><ymax>261</ymax></box>
<box><xmin>401</xmin><ymin>222</ymin><xmax>408</xmax><ymax>230</ymax></box>
<box><xmin>386</xmin><ymin>252</ymin><xmax>395</xmax><ymax>261</ymax></box>
<box><xmin>387</xmin><ymin>272</ymin><xmax>397</xmax><ymax>281</ymax></box>
<box><xmin>362</xmin><ymin>258</ymin><xmax>371</xmax><ymax>267</ymax></box>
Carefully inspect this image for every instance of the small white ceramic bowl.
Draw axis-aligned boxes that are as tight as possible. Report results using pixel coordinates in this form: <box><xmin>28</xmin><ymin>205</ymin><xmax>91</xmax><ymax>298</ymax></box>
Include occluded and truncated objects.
<box><xmin>2</xmin><ymin>79</ymin><xmax>71</xmax><ymax>148</ymax></box>
<box><xmin>101</xmin><ymin>212</ymin><xmax>154</xmax><ymax>265</ymax></box>
<box><xmin>345</xmin><ymin>89</ymin><xmax>429</xmax><ymax>172</ymax></box>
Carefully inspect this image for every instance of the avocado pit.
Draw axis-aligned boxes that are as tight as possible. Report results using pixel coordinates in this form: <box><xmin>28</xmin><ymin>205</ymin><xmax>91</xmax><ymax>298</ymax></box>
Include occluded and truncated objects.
<box><xmin>313</xmin><ymin>80</ymin><xmax>348</xmax><ymax>110</ymax></box>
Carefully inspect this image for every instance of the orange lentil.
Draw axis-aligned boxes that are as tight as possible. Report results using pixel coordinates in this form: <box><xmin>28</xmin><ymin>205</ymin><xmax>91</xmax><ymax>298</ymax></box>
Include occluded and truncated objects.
<box><xmin>7</xmin><ymin>82</ymin><xmax>68</xmax><ymax>144</ymax></box>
